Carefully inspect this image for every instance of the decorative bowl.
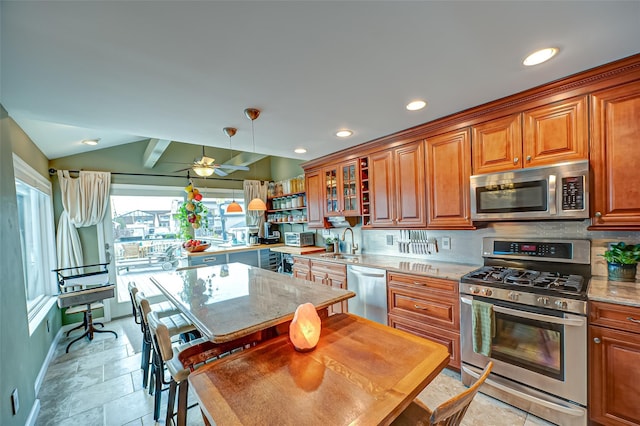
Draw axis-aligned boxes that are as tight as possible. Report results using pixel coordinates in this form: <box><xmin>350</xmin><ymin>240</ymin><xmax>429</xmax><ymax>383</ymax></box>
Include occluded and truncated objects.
<box><xmin>184</xmin><ymin>243</ymin><xmax>211</xmax><ymax>253</ymax></box>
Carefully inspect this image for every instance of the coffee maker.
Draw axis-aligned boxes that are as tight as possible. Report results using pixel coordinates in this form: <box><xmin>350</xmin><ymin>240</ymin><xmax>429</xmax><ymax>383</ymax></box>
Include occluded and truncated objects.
<box><xmin>261</xmin><ymin>222</ymin><xmax>281</xmax><ymax>244</ymax></box>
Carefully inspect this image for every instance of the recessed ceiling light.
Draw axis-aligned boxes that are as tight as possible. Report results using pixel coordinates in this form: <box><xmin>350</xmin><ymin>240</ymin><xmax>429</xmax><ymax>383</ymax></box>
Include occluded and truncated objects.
<box><xmin>406</xmin><ymin>100</ymin><xmax>427</xmax><ymax>111</ymax></box>
<box><xmin>336</xmin><ymin>129</ymin><xmax>353</xmax><ymax>138</ymax></box>
<box><xmin>523</xmin><ymin>48</ymin><xmax>558</xmax><ymax>66</ymax></box>
<box><xmin>294</xmin><ymin>148</ymin><xmax>307</xmax><ymax>154</ymax></box>
<box><xmin>82</xmin><ymin>139</ymin><xmax>100</xmax><ymax>146</ymax></box>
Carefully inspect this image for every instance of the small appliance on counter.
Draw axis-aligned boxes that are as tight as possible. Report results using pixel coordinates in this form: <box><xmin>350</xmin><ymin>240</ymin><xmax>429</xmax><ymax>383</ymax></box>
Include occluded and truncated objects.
<box><xmin>284</xmin><ymin>231</ymin><xmax>315</xmax><ymax>247</ymax></box>
<box><xmin>261</xmin><ymin>223</ymin><xmax>281</xmax><ymax>244</ymax></box>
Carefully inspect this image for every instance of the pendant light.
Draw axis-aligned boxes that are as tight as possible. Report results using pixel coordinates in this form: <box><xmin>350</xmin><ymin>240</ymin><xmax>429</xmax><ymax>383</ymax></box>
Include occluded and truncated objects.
<box><xmin>224</xmin><ymin>127</ymin><xmax>243</xmax><ymax>213</ymax></box>
<box><xmin>245</xmin><ymin>107</ymin><xmax>268</xmax><ymax>211</ymax></box>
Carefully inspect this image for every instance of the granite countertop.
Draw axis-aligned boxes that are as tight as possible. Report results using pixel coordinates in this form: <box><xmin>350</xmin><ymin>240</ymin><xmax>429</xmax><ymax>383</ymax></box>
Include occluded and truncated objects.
<box><xmin>187</xmin><ymin>243</ymin><xmax>285</xmax><ymax>257</ymax></box>
<box><xmin>588</xmin><ymin>276</ymin><xmax>640</xmax><ymax>308</ymax></box>
<box><xmin>300</xmin><ymin>252</ymin><xmax>480</xmax><ymax>281</ymax></box>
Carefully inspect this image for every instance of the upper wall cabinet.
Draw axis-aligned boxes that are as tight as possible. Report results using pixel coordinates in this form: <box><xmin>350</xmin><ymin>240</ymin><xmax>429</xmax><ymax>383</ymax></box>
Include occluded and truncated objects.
<box><xmin>425</xmin><ymin>128</ymin><xmax>475</xmax><ymax>229</ymax></box>
<box><xmin>589</xmin><ymin>80</ymin><xmax>640</xmax><ymax>230</ymax></box>
<box><xmin>369</xmin><ymin>140</ymin><xmax>426</xmax><ymax>228</ymax></box>
<box><xmin>472</xmin><ymin>95</ymin><xmax>588</xmax><ymax>175</ymax></box>
<box><xmin>323</xmin><ymin>160</ymin><xmax>360</xmax><ymax>217</ymax></box>
<box><xmin>305</xmin><ymin>169</ymin><xmax>326</xmax><ymax>228</ymax></box>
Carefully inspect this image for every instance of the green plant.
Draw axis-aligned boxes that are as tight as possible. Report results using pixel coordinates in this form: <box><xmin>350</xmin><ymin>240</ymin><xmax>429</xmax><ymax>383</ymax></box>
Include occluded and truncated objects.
<box><xmin>601</xmin><ymin>242</ymin><xmax>640</xmax><ymax>265</ymax></box>
<box><xmin>324</xmin><ymin>236</ymin><xmax>335</xmax><ymax>246</ymax></box>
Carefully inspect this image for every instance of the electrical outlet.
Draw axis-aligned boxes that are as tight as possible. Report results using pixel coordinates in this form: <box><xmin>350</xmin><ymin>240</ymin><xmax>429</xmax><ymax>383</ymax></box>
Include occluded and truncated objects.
<box><xmin>442</xmin><ymin>237</ymin><xmax>451</xmax><ymax>250</ymax></box>
<box><xmin>11</xmin><ymin>388</ymin><xmax>19</xmax><ymax>415</ymax></box>
<box><xmin>386</xmin><ymin>235</ymin><xmax>394</xmax><ymax>245</ymax></box>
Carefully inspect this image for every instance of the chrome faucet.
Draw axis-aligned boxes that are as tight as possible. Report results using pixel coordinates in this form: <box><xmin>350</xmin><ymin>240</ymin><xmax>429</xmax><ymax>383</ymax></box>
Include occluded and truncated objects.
<box><xmin>341</xmin><ymin>227</ymin><xmax>359</xmax><ymax>255</ymax></box>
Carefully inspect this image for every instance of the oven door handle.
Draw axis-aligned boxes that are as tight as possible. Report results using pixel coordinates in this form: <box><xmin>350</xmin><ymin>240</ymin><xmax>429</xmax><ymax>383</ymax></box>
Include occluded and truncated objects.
<box><xmin>460</xmin><ymin>296</ymin><xmax>585</xmax><ymax>327</ymax></box>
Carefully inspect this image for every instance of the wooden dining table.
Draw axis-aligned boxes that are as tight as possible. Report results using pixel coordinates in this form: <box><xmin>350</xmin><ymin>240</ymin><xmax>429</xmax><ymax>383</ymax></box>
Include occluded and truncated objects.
<box><xmin>150</xmin><ymin>262</ymin><xmax>355</xmax><ymax>343</ymax></box>
<box><xmin>188</xmin><ymin>313</ymin><xmax>451</xmax><ymax>426</ymax></box>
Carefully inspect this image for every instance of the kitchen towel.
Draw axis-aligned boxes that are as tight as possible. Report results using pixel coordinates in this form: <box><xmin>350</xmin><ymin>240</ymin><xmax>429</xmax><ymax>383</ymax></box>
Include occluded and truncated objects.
<box><xmin>471</xmin><ymin>299</ymin><xmax>495</xmax><ymax>357</ymax></box>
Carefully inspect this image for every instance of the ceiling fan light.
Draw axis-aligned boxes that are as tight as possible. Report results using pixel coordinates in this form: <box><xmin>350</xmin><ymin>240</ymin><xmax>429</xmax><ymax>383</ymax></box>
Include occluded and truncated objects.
<box><xmin>226</xmin><ymin>201</ymin><xmax>243</xmax><ymax>213</ymax></box>
<box><xmin>248</xmin><ymin>198</ymin><xmax>267</xmax><ymax>211</ymax></box>
<box><xmin>193</xmin><ymin>166</ymin><xmax>215</xmax><ymax>177</ymax></box>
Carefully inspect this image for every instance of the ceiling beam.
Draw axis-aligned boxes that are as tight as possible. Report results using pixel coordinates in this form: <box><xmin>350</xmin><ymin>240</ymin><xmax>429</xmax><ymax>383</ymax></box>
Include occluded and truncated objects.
<box><xmin>142</xmin><ymin>139</ymin><xmax>171</xmax><ymax>169</ymax></box>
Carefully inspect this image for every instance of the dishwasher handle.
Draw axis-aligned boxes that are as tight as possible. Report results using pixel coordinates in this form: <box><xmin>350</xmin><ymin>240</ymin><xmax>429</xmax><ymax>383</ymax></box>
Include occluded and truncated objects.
<box><xmin>348</xmin><ymin>265</ymin><xmax>386</xmax><ymax>278</ymax></box>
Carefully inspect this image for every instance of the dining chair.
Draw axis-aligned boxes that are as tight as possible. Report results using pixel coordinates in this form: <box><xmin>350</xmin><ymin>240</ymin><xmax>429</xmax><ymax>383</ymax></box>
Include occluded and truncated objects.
<box><xmin>391</xmin><ymin>361</ymin><xmax>493</xmax><ymax>426</ymax></box>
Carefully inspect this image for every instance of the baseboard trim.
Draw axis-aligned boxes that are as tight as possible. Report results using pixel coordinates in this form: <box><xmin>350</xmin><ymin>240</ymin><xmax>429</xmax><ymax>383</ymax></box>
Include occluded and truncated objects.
<box><xmin>25</xmin><ymin>398</ymin><xmax>40</xmax><ymax>426</ymax></box>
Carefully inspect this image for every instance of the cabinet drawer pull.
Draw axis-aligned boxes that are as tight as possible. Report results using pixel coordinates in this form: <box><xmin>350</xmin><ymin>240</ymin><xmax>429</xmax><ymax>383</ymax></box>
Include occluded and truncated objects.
<box><xmin>413</xmin><ymin>281</ymin><xmax>427</xmax><ymax>287</ymax></box>
<box><xmin>413</xmin><ymin>304</ymin><xmax>428</xmax><ymax>310</ymax></box>
<box><xmin>627</xmin><ymin>316</ymin><xmax>640</xmax><ymax>324</ymax></box>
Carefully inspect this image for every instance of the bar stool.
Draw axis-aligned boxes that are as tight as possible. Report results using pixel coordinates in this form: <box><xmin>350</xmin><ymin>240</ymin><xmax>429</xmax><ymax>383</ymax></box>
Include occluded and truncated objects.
<box><xmin>136</xmin><ymin>292</ymin><xmax>199</xmax><ymax>390</ymax></box>
<box><xmin>147</xmin><ymin>311</ymin><xmax>265</xmax><ymax>426</ymax></box>
<box><xmin>128</xmin><ymin>283</ymin><xmax>185</xmax><ymax>389</ymax></box>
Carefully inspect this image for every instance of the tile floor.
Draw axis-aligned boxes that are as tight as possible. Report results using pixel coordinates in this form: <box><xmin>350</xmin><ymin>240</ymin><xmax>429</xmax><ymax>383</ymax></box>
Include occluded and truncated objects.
<box><xmin>36</xmin><ymin>317</ymin><xmax>556</xmax><ymax>426</ymax></box>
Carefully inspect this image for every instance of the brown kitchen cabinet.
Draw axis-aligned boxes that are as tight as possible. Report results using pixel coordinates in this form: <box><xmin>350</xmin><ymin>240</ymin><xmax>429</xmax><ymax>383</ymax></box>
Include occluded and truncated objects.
<box><xmin>309</xmin><ymin>259</ymin><xmax>347</xmax><ymax>315</ymax></box>
<box><xmin>304</xmin><ymin>169</ymin><xmax>327</xmax><ymax>228</ymax></box>
<box><xmin>425</xmin><ymin>128</ymin><xmax>475</xmax><ymax>229</ymax></box>
<box><xmin>589</xmin><ymin>301</ymin><xmax>640</xmax><ymax>425</ymax></box>
<box><xmin>471</xmin><ymin>95</ymin><xmax>588</xmax><ymax>175</ymax></box>
<box><xmin>323</xmin><ymin>160</ymin><xmax>360</xmax><ymax>217</ymax></box>
<box><xmin>369</xmin><ymin>140</ymin><xmax>426</xmax><ymax>228</ymax></box>
<box><xmin>589</xmin><ymin>80</ymin><xmax>640</xmax><ymax>230</ymax></box>
<box><xmin>387</xmin><ymin>272</ymin><xmax>460</xmax><ymax>368</ymax></box>
<box><xmin>292</xmin><ymin>256</ymin><xmax>311</xmax><ymax>280</ymax></box>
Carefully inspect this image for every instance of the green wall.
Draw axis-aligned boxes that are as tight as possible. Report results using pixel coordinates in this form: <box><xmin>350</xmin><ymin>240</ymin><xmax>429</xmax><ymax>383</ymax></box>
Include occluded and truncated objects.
<box><xmin>270</xmin><ymin>156</ymin><xmax>304</xmax><ymax>182</ymax></box>
<box><xmin>1</xmin><ymin>105</ymin><xmax>61</xmax><ymax>426</ymax></box>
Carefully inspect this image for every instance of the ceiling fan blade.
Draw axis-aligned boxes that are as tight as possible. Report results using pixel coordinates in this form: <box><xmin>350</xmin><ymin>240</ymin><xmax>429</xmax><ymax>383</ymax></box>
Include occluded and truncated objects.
<box><xmin>201</xmin><ymin>156</ymin><xmax>215</xmax><ymax>166</ymax></box>
<box><xmin>214</xmin><ymin>168</ymin><xmax>228</xmax><ymax>177</ymax></box>
<box><xmin>172</xmin><ymin>167</ymin><xmax>192</xmax><ymax>173</ymax></box>
<box><xmin>218</xmin><ymin>164</ymin><xmax>250</xmax><ymax>171</ymax></box>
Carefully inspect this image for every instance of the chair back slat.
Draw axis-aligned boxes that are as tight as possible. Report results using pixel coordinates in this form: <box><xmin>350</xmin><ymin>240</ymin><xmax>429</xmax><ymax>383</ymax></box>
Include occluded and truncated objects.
<box><xmin>147</xmin><ymin>310</ymin><xmax>174</xmax><ymax>363</ymax></box>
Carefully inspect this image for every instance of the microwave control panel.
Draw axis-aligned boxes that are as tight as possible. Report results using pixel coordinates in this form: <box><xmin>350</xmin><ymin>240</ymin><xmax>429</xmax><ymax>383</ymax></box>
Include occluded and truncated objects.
<box><xmin>561</xmin><ymin>176</ymin><xmax>585</xmax><ymax>210</ymax></box>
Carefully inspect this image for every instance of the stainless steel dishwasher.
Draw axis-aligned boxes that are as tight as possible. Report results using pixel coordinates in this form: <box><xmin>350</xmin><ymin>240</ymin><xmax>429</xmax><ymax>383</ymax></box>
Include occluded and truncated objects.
<box><xmin>346</xmin><ymin>265</ymin><xmax>387</xmax><ymax>325</ymax></box>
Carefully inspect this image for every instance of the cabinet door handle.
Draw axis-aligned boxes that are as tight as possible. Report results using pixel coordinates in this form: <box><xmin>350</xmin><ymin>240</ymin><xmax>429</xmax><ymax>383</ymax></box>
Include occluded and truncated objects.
<box><xmin>595</xmin><ymin>212</ymin><xmax>602</xmax><ymax>218</ymax></box>
<box><xmin>593</xmin><ymin>337</ymin><xmax>601</xmax><ymax>344</ymax></box>
<box><xmin>526</xmin><ymin>155</ymin><xmax>532</xmax><ymax>162</ymax></box>
<box><xmin>513</xmin><ymin>157</ymin><xmax>519</xmax><ymax>164</ymax></box>
<box><xmin>627</xmin><ymin>316</ymin><xmax>640</xmax><ymax>324</ymax></box>
<box><xmin>413</xmin><ymin>304</ymin><xmax>428</xmax><ymax>310</ymax></box>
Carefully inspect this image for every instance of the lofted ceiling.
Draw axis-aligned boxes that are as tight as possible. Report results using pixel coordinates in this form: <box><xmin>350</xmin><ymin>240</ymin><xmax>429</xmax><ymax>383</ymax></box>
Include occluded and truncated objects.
<box><xmin>1</xmin><ymin>1</ymin><xmax>639</xmax><ymax>163</ymax></box>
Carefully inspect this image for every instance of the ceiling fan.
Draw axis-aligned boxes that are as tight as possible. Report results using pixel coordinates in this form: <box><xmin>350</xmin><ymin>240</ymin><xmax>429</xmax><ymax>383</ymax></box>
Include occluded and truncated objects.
<box><xmin>173</xmin><ymin>144</ymin><xmax>250</xmax><ymax>177</ymax></box>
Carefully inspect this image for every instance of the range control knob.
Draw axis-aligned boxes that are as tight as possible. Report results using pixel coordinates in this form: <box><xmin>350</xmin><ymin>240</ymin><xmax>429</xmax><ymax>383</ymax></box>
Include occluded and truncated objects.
<box><xmin>469</xmin><ymin>287</ymin><xmax>480</xmax><ymax>294</ymax></box>
<box><xmin>555</xmin><ymin>300</ymin><xmax>568</xmax><ymax>309</ymax></box>
<box><xmin>508</xmin><ymin>291</ymin><xmax>519</xmax><ymax>301</ymax></box>
<box><xmin>537</xmin><ymin>296</ymin><xmax>550</xmax><ymax>306</ymax></box>
<box><xmin>481</xmin><ymin>288</ymin><xmax>493</xmax><ymax>297</ymax></box>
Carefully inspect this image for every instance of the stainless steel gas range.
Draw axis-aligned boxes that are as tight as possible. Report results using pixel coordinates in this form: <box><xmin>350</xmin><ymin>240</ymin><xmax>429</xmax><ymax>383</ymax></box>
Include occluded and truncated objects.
<box><xmin>460</xmin><ymin>237</ymin><xmax>590</xmax><ymax>426</ymax></box>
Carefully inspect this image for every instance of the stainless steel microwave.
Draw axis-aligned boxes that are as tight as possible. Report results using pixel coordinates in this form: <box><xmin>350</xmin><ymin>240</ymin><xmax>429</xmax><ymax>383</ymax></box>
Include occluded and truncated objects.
<box><xmin>470</xmin><ymin>160</ymin><xmax>589</xmax><ymax>221</ymax></box>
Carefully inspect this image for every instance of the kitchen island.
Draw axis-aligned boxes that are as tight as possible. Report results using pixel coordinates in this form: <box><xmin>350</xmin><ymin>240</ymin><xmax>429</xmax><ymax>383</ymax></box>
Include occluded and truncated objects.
<box><xmin>185</xmin><ymin>243</ymin><xmax>284</xmax><ymax>269</ymax></box>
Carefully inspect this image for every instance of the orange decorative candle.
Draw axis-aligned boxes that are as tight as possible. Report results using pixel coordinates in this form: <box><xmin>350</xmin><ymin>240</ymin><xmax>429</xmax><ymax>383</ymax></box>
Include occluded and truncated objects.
<box><xmin>289</xmin><ymin>303</ymin><xmax>321</xmax><ymax>352</ymax></box>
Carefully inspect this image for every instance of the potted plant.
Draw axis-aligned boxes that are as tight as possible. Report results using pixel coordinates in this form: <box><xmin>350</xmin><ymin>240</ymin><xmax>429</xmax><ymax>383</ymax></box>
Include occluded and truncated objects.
<box><xmin>324</xmin><ymin>236</ymin><xmax>336</xmax><ymax>252</ymax></box>
<box><xmin>601</xmin><ymin>242</ymin><xmax>640</xmax><ymax>282</ymax></box>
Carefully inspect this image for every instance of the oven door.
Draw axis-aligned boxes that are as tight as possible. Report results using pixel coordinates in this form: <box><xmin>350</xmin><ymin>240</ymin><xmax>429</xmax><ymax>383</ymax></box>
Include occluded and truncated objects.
<box><xmin>460</xmin><ymin>295</ymin><xmax>587</xmax><ymax>406</ymax></box>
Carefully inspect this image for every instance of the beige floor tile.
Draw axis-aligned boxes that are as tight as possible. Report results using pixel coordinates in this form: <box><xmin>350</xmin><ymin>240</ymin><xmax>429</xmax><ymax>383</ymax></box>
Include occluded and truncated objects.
<box><xmin>67</xmin><ymin>373</ymin><xmax>133</xmax><ymax>417</ymax></box>
<box><xmin>104</xmin><ymin>389</ymin><xmax>155</xmax><ymax>426</ymax></box>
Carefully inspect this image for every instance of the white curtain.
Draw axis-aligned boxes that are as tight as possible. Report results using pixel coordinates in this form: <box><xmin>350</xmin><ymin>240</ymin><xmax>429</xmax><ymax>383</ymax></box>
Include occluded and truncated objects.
<box><xmin>243</xmin><ymin>180</ymin><xmax>268</xmax><ymax>236</ymax></box>
<box><xmin>56</xmin><ymin>170</ymin><xmax>111</xmax><ymax>271</ymax></box>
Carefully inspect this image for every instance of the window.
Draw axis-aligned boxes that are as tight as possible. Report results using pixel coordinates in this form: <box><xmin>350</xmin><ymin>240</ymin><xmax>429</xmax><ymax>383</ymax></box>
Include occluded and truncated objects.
<box><xmin>13</xmin><ymin>155</ymin><xmax>58</xmax><ymax>329</ymax></box>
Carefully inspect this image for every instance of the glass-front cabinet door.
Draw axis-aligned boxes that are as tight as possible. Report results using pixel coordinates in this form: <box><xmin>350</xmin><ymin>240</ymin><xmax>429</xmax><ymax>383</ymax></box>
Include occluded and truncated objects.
<box><xmin>324</xmin><ymin>167</ymin><xmax>339</xmax><ymax>215</ymax></box>
<box><xmin>341</xmin><ymin>161</ymin><xmax>360</xmax><ymax>216</ymax></box>
<box><xmin>324</xmin><ymin>161</ymin><xmax>360</xmax><ymax>217</ymax></box>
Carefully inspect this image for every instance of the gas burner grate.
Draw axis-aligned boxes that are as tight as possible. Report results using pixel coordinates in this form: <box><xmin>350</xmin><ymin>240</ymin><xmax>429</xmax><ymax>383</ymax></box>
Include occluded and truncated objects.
<box><xmin>465</xmin><ymin>266</ymin><xmax>512</xmax><ymax>283</ymax></box>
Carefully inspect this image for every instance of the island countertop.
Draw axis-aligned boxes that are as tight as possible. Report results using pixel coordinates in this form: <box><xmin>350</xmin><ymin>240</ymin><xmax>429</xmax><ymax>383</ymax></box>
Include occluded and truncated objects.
<box><xmin>150</xmin><ymin>262</ymin><xmax>354</xmax><ymax>343</ymax></box>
